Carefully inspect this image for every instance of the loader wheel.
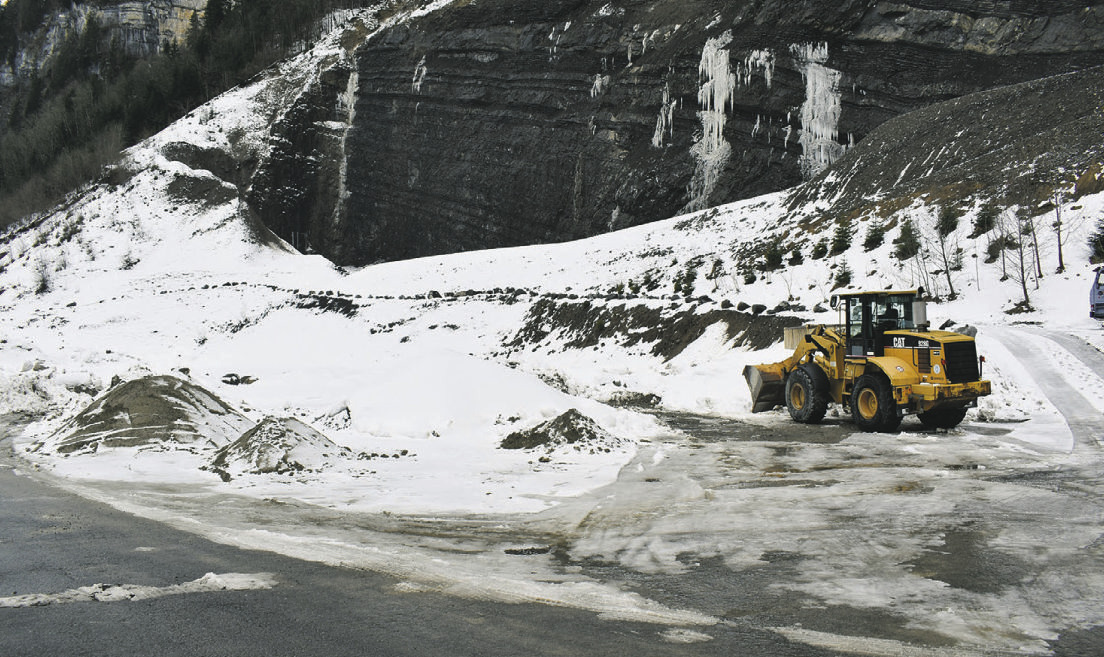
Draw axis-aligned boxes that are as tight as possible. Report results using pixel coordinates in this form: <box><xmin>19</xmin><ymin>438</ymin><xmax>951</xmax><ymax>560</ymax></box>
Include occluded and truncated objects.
<box><xmin>850</xmin><ymin>374</ymin><xmax>901</xmax><ymax>433</ymax></box>
<box><xmin>918</xmin><ymin>406</ymin><xmax>968</xmax><ymax>430</ymax></box>
<box><xmin>785</xmin><ymin>364</ymin><xmax>829</xmax><ymax>424</ymax></box>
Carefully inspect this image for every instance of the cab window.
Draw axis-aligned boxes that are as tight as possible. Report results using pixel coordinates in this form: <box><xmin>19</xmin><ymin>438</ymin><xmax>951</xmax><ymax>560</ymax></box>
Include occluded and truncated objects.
<box><xmin>874</xmin><ymin>294</ymin><xmax>914</xmax><ymax>330</ymax></box>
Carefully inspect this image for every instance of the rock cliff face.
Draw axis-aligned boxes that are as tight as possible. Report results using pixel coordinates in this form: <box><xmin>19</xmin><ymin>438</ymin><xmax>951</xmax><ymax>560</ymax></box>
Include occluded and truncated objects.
<box><xmin>248</xmin><ymin>0</ymin><xmax>1103</xmax><ymax>265</ymax></box>
<box><xmin>13</xmin><ymin>1</ymin><xmax>1099</xmax><ymax>265</ymax></box>
<box><xmin>788</xmin><ymin>64</ymin><xmax>1104</xmax><ymax>221</ymax></box>
<box><xmin>0</xmin><ymin>0</ymin><xmax>204</xmax><ymax>85</ymax></box>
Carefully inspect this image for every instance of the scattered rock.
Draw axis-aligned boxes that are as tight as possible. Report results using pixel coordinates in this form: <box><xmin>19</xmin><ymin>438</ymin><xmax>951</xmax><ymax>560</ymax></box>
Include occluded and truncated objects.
<box><xmin>607</xmin><ymin>391</ymin><xmax>662</xmax><ymax>408</ymax></box>
<box><xmin>504</xmin><ymin>546</ymin><xmax>551</xmax><ymax>556</ymax></box>
<box><xmin>509</xmin><ymin>298</ymin><xmax>801</xmax><ymax>361</ymax></box>
<box><xmin>221</xmin><ymin>373</ymin><xmax>258</xmax><ymax>385</ymax></box>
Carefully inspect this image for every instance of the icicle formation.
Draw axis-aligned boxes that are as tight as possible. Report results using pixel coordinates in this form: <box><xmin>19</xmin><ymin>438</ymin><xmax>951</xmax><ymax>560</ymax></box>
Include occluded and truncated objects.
<box><xmin>651</xmin><ymin>82</ymin><xmax>676</xmax><ymax>148</ymax></box>
<box><xmin>412</xmin><ymin>56</ymin><xmax>427</xmax><ymax>93</ymax></box>
<box><xmin>590</xmin><ymin>73</ymin><xmax>611</xmax><ymax>98</ymax></box>
<box><xmin>740</xmin><ymin>49</ymin><xmax>775</xmax><ymax>88</ymax></box>
<box><xmin>686</xmin><ymin>31</ymin><xmax>736</xmax><ymax>211</ymax></box>
<box><xmin>333</xmin><ymin>66</ymin><xmax>359</xmax><ymax>227</ymax></box>
<box><xmin>791</xmin><ymin>42</ymin><xmax>846</xmax><ymax>179</ymax></box>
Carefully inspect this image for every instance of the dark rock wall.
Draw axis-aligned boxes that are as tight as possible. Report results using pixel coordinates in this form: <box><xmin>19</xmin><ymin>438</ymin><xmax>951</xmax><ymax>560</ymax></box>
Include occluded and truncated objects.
<box><xmin>248</xmin><ymin>63</ymin><xmax>357</xmax><ymax>256</ymax></box>
<box><xmin>789</xmin><ymin>65</ymin><xmax>1104</xmax><ymax>220</ymax></box>
<box><xmin>249</xmin><ymin>0</ymin><xmax>1104</xmax><ymax>265</ymax></box>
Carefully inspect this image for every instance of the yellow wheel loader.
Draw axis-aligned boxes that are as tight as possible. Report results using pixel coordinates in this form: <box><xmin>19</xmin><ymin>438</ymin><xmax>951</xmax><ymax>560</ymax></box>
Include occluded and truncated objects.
<box><xmin>743</xmin><ymin>289</ymin><xmax>990</xmax><ymax>432</ymax></box>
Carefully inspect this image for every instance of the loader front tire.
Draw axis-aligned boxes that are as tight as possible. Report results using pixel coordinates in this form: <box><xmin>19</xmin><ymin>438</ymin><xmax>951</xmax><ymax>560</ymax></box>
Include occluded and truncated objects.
<box><xmin>785</xmin><ymin>364</ymin><xmax>829</xmax><ymax>424</ymax></box>
<box><xmin>918</xmin><ymin>406</ymin><xmax>968</xmax><ymax>430</ymax></box>
<box><xmin>850</xmin><ymin>374</ymin><xmax>901</xmax><ymax>433</ymax></box>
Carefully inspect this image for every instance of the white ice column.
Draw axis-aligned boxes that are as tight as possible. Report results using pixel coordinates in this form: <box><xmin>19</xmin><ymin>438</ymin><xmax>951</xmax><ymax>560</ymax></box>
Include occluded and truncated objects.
<box><xmin>686</xmin><ymin>31</ymin><xmax>736</xmax><ymax>211</ymax></box>
<box><xmin>791</xmin><ymin>42</ymin><xmax>846</xmax><ymax>179</ymax></box>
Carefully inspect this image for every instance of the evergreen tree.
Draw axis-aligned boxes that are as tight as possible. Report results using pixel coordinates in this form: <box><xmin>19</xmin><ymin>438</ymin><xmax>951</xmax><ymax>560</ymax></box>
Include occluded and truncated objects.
<box><xmin>893</xmin><ymin>218</ymin><xmax>920</xmax><ymax>261</ymax></box>
<box><xmin>832</xmin><ymin>261</ymin><xmax>852</xmax><ymax>290</ymax></box>
<box><xmin>970</xmin><ymin>201</ymin><xmax>998</xmax><ymax>238</ymax></box>
<box><xmin>761</xmin><ymin>240</ymin><xmax>784</xmax><ymax>271</ymax></box>
<box><xmin>862</xmin><ymin>220</ymin><xmax>885</xmax><ymax>251</ymax></box>
<box><xmin>0</xmin><ymin>0</ymin><xmax>361</xmax><ymax>229</ymax></box>
<box><xmin>830</xmin><ymin>217</ymin><xmax>851</xmax><ymax>256</ymax></box>
<box><xmin>1089</xmin><ymin>217</ymin><xmax>1104</xmax><ymax>264</ymax></box>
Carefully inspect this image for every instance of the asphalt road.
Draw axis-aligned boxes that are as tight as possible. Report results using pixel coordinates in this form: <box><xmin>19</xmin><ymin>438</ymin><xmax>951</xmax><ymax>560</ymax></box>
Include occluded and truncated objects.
<box><xmin>0</xmin><ymin>417</ymin><xmax>844</xmax><ymax>657</ymax></box>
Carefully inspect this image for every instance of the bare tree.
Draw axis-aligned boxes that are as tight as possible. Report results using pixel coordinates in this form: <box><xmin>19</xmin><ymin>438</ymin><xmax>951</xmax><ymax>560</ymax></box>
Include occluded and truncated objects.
<box><xmin>1049</xmin><ymin>190</ymin><xmax>1086</xmax><ymax>274</ymax></box>
<box><xmin>993</xmin><ymin>208</ymin><xmax>1014</xmax><ymax>280</ymax></box>
<box><xmin>1052</xmin><ymin>192</ymin><xmax>1066</xmax><ymax>273</ymax></box>
<box><xmin>934</xmin><ymin>205</ymin><xmax>960</xmax><ymax>298</ymax></box>
<box><xmin>1023</xmin><ymin>211</ymin><xmax>1043</xmax><ymax>284</ymax></box>
<box><xmin>1006</xmin><ymin>210</ymin><xmax>1032</xmax><ymax>308</ymax></box>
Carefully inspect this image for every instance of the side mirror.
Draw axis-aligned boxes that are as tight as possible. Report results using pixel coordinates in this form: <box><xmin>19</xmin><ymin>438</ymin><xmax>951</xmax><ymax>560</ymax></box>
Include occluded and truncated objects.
<box><xmin>830</xmin><ymin>295</ymin><xmax>840</xmax><ymax>309</ymax></box>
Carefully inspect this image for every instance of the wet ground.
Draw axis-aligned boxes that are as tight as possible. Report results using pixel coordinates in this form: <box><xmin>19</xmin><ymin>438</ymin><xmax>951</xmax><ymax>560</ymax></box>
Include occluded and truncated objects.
<box><xmin>10</xmin><ymin>406</ymin><xmax>1103</xmax><ymax>656</ymax></box>
<box><xmin>563</xmin><ymin>409</ymin><xmax>1104</xmax><ymax>655</ymax></box>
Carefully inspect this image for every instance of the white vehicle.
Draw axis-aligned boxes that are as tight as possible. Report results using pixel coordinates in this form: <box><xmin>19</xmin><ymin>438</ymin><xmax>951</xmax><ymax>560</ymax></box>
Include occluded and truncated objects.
<box><xmin>1092</xmin><ymin>266</ymin><xmax>1104</xmax><ymax>319</ymax></box>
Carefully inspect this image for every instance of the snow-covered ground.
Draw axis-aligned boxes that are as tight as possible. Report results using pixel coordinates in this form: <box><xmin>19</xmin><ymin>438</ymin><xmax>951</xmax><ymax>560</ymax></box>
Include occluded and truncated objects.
<box><xmin>1</xmin><ymin>8</ymin><xmax>1103</xmax><ymax>654</ymax></box>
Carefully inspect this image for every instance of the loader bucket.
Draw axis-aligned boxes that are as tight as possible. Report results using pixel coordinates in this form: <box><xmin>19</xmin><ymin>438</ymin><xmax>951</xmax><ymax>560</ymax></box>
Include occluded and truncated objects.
<box><xmin>743</xmin><ymin>363</ymin><xmax>786</xmax><ymax>413</ymax></box>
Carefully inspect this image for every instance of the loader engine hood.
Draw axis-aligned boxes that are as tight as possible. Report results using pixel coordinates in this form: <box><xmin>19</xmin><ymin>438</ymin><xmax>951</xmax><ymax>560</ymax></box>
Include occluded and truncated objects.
<box><xmin>883</xmin><ymin>330</ymin><xmax>980</xmax><ymax>383</ymax></box>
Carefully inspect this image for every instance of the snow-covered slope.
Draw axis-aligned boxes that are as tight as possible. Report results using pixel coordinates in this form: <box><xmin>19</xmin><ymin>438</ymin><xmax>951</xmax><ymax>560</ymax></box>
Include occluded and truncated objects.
<box><xmin>1</xmin><ymin>9</ymin><xmax>1102</xmax><ymax>517</ymax></box>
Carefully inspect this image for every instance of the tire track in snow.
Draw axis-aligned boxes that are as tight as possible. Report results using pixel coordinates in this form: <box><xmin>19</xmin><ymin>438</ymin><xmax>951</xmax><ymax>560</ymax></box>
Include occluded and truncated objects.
<box><xmin>1023</xmin><ymin>327</ymin><xmax>1104</xmax><ymax>378</ymax></box>
<box><xmin>990</xmin><ymin>327</ymin><xmax>1104</xmax><ymax>450</ymax></box>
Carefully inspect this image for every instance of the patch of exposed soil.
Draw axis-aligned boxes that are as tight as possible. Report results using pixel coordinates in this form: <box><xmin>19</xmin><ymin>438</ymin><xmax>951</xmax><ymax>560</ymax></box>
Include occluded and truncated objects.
<box><xmin>166</xmin><ymin>173</ymin><xmax>238</xmax><ymax>209</ymax></box>
<box><xmin>508</xmin><ymin>298</ymin><xmax>803</xmax><ymax>361</ymax></box>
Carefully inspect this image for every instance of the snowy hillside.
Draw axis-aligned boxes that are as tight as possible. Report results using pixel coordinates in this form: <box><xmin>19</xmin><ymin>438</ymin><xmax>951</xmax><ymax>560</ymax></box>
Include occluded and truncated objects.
<box><xmin>1</xmin><ymin>6</ymin><xmax>1103</xmax><ymax>510</ymax></box>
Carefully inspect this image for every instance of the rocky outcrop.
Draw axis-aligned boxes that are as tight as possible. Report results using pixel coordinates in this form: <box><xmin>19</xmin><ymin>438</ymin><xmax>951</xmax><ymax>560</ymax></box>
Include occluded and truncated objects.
<box><xmin>248</xmin><ymin>0</ymin><xmax>1104</xmax><ymax>266</ymax></box>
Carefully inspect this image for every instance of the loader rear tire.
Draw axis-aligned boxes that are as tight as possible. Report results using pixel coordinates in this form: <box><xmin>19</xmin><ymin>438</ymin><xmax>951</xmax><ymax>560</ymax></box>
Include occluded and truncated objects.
<box><xmin>785</xmin><ymin>364</ymin><xmax>829</xmax><ymax>424</ymax></box>
<box><xmin>850</xmin><ymin>374</ymin><xmax>901</xmax><ymax>433</ymax></box>
<box><xmin>918</xmin><ymin>406</ymin><xmax>968</xmax><ymax>430</ymax></box>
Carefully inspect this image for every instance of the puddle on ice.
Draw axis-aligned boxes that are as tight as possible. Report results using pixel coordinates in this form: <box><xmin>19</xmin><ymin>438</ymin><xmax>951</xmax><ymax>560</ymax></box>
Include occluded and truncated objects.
<box><xmin>904</xmin><ymin>523</ymin><xmax>1031</xmax><ymax>595</ymax></box>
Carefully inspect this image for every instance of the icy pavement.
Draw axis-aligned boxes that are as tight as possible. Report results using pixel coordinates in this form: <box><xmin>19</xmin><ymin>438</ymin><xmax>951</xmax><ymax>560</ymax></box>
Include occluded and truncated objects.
<box><xmin>987</xmin><ymin>326</ymin><xmax>1104</xmax><ymax>449</ymax></box>
<box><xmin>18</xmin><ymin>404</ymin><xmax>1104</xmax><ymax>654</ymax></box>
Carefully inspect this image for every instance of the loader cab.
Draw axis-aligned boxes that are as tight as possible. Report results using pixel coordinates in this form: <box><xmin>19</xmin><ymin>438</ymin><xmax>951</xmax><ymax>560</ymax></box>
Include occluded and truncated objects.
<box><xmin>832</xmin><ymin>289</ymin><xmax>925</xmax><ymax>358</ymax></box>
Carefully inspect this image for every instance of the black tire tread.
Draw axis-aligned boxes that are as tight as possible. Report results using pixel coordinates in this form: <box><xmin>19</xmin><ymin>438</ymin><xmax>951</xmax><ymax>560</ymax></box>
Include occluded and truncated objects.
<box><xmin>786</xmin><ymin>363</ymin><xmax>830</xmax><ymax>424</ymax></box>
<box><xmin>917</xmin><ymin>406</ymin><xmax>968</xmax><ymax>430</ymax></box>
<box><xmin>849</xmin><ymin>373</ymin><xmax>902</xmax><ymax>433</ymax></box>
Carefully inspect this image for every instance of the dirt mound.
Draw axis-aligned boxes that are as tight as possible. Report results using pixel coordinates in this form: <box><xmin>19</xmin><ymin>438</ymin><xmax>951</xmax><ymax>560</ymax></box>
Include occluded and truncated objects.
<box><xmin>500</xmin><ymin>409</ymin><xmax>624</xmax><ymax>455</ymax></box>
<box><xmin>47</xmin><ymin>375</ymin><xmax>253</xmax><ymax>454</ymax></box>
<box><xmin>205</xmin><ymin>416</ymin><xmax>354</xmax><ymax>480</ymax></box>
